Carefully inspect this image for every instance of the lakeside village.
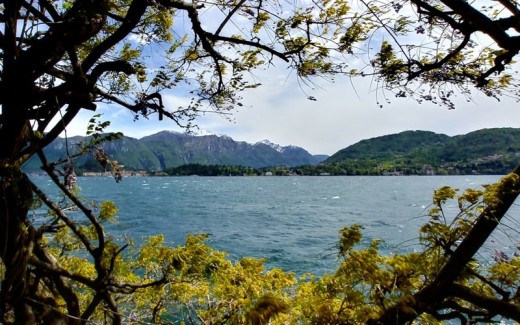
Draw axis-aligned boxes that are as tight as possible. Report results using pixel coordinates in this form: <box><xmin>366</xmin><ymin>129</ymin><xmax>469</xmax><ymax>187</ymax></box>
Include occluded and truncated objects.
<box><xmin>82</xmin><ymin>170</ymin><xmax>303</xmax><ymax>177</ymax></box>
<box><xmin>83</xmin><ymin>170</ymin><xmax>152</xmax><ymax>177</ymax></box>
<box><xmin>81</xmin><ymin>167</ymin><xmax>413</xmax><ymax>177</ymax></box>
<box><xmin>73</xmin><ymin>153</ymin><xmax>510</xmax><ymax>178</ymax></box>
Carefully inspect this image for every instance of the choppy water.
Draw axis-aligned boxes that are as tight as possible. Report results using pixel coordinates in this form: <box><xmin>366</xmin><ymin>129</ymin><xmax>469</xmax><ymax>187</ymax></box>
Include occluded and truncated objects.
<box><xmin>32</xmin><ymin>175</ymin><xmax>516</xmax><ymax>276</ymax></box>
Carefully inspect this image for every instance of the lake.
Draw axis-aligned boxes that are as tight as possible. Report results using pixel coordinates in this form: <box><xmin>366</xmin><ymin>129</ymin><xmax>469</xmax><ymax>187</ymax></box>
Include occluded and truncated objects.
<box><xmin>32</xmin><ymin>175</ymin><xmax>516</xmax><ymax>276</ymax></box>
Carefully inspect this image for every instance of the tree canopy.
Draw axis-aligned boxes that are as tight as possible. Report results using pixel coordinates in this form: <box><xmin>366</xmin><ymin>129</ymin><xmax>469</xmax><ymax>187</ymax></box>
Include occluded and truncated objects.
<box><xmin>2</xmin><ymin>0</ymin><xmax>520</xmax><ymax>323</ymax></box>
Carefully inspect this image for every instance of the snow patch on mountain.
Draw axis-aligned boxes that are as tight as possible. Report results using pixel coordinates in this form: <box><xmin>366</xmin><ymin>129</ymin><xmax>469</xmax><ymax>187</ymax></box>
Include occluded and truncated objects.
<box><xmin>255</xmin><ymin>140</ymin><xmax>300</xmax><ymax>153</ymax></box>
<box><xmin>194</xmin><ymin>129</ymin><xmax>232</xmax><ymax>140</ymax></box>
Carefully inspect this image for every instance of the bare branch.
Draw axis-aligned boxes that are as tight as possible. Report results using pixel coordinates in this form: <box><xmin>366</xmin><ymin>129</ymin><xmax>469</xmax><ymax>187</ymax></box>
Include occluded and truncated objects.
<box><xmin>29</xmin><ymin>168</ymin><xmax>97</xmax><ymax>255</ymax></box>
<box><xmin>215</xmin><ymin>0</ymin><xmax>247</xmax><ymax>36</ymax></box>
<box><xmin>37</xmin><ymin>0</ymin><xmax>61</xmax><ymax>21</ymax></box>
<box><xmin>206</xmin><ymin>32</ymin><xmax>290</xmax><ymax>62</ymax></box>
<box><xmin>20</xmin><ymin>0</ymin><xmax>52</xmax><ymax>24</ymax></box>
<box><xmin>37</xmin><ymin>151</ymin><xmax>106</xmax><ymax>259</ymax></box>
<box><xmin>408</xmin><ymin>33</ymin><xmax>471</xmax><ymax>81</ymax></box>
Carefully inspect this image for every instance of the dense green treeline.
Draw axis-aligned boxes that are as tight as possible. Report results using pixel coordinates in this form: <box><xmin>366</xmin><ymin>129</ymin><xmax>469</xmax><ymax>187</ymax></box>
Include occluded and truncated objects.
<box><xmin>163</xmin><ymin>159</ymin><xmax>518</xmax><ymax>177</ymax></box>
<box><xmin>166</xmin><ymin>163</ymin><xmax>261</xmax><ymax>176</ymax></box>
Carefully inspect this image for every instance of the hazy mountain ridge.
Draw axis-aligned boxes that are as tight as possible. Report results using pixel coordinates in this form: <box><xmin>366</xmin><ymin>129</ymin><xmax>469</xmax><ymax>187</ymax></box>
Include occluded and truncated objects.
<box><xmin>25</xmin><ymin>131</ymin><xmax>326</xmax><ymax>172</ymax></box>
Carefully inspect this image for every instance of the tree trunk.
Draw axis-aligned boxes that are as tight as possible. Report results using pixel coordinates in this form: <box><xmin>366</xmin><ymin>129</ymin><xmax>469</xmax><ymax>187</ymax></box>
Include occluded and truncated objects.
<box><xmin>0</xmin><ymin>169</ymin><xmax>36</xmax><ymax>323</ymax></box>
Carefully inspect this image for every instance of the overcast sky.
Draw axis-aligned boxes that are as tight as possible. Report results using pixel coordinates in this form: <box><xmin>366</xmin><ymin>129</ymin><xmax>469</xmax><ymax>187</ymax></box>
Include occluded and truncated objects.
<box><xmin>64</xmin><ymin>66</ymin><xmax>520</xmax><ymax>156</ymax></box>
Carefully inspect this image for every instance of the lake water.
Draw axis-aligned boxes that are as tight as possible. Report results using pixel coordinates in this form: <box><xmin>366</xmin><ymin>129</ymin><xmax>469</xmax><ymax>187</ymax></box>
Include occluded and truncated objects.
<box><xmin>32</xmin><ymin>175</ymin><xmax>517</xmax><ymax>276</ymax></box>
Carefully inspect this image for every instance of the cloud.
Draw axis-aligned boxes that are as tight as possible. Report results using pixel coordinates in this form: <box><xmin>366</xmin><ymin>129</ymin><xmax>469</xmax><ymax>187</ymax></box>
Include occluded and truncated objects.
<box><xmin>204</xmin><ymin>71</ymin><xmax>520</xmax><ymax>155</ymax></box>
<box><xmin>37</xmin><ymin>0</ymin><xmax>520</xmax><ymax>160</ymax></box>
<box><xmin>60</xmin><ymin>61</ymin><xmax>520</xmax><ymax>156</ymax></box>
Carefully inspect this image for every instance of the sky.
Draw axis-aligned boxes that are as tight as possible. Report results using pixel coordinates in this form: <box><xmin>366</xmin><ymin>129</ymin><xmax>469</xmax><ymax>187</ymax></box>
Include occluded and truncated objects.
<box><xmin>59</xmin><ymin>2</ymin><xmax>520</xmax><ymax>156</ymax></box>
<box><xmin>64</xmin><ymin>66</ymin><xmax>520</xmax><ymax>156</ymax></box>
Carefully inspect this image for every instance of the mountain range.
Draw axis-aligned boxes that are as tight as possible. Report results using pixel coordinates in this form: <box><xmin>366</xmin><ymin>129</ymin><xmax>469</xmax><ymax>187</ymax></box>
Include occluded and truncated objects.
<box><xmin>24</xmin><ymin>131</ymin><xmax>327</xmax><ymax>173</ymax></box>
<box><xmin>24</xmin><ymin>127</ymin><xmax>520</xmax><ymax>175</ymax></box>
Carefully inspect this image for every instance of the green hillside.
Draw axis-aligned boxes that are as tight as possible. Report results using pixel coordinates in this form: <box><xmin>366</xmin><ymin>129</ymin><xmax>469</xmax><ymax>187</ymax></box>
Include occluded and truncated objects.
<box><xmin>327</xmin><ymin>130</ymin><xmax>449</xmax><ymax>162</ymax></box>
<box><xmin>324</xmin><ymin>128</ymin><xmax>520</xmax><ymax>175</ymax></box>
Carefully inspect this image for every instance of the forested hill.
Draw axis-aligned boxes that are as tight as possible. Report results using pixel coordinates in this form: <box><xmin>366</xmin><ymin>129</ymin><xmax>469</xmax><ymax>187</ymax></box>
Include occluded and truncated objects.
<box><xmin>24</xmin><ymin>131</ymin><xmax>327</xmax><ymax>173</ymax></box>
<box><xmin>323</xmin><ymin>128</ymin><xmax>520</xmax><ymax>175</ymax></box>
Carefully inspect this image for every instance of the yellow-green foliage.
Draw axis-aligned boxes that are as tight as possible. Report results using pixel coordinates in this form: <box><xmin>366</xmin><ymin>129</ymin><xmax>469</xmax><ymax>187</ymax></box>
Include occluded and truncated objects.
<box><xmin>98</xmin><ymin>200</ymin><xmax>118</xmax><ymax>222</ymax></box>
<box><xmin>37</xmin><ymin>173</ymin><xmax>520</xmax><ymax>324</ymax></box>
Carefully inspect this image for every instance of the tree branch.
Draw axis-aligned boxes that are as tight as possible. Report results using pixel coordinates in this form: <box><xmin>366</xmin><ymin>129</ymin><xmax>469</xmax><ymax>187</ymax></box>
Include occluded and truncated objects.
<box><xmin>215</xmin><ymin>0</ymin><xmax>247</xmax><ymax>36</ymax></box>
<box><xmin>37</xmin><ymin>151</ymin><xmax>106</xmax><ymax>260</ymax></box>
<box><xmin>206</xmin><ymin>32</ymin><xmax>290</xmax><ymax>62</ymax></box>
<box><xmin>29</xmin><ymin>173</ymin><xmax>96</xmax><ymax>255</ymax></box>
<box><xmin>439</xmin><ymin>0</ymin><xmax>516</xmax><ymax>50</ymax></box>
<box><xmin>81</xmin><ymin>292</ymin><xmax>103</xmax><ymax>321</ymax></box>
<box><xmin>28</xmin><ymin>255</ymin><xmax>96</xmax><ymax>288</ymax></box>
<box><xmin>20</xmin><ymin>0</ymin><xmax>52</xmax><ymax>24</ymax></box>
<box><xmin>37</xmin><ymin>0</ymin><xmax>61</xmax><ymax>21</ymax></box>
<box><xmin>89</xmin><ymin>60</ymin><xmax>136</xmax><ymax>82</ymax></box>
<box><xmin>448</xmin><ymin>283</ymin><xmax>520</xmax><ymax>322</ymax></box>
<box><xmin>494</xmin><ymin>0</ymin><xmax>520</xmax><ymax>31</ymax></box>
<box><xmin>18</xmin><ymin>0</ymin><xmax>107</xmax><ymax>82</ymax></box>
<box><xmin>476</xmin><ymin>48</ymin><xmax>519</xmax><ymax>86</ymax></box>
<box><xmin>369</xmin><ymin>165</ymin><xmax>520</xmax><ymax>324</ymax></box>
<box><xmin>82</xmin><ymin>0</ymin><xmax>148</xmax><ymax>73</ymax></box>
<box><xmin>411</xmin><ymin>0</ymin><xmax>470</xmax><ymax>33</ymax></box>
<box><xmin>408</xmin><ymin>33</ymin><xmax>471</xmax><ymax>81</ymax></box>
